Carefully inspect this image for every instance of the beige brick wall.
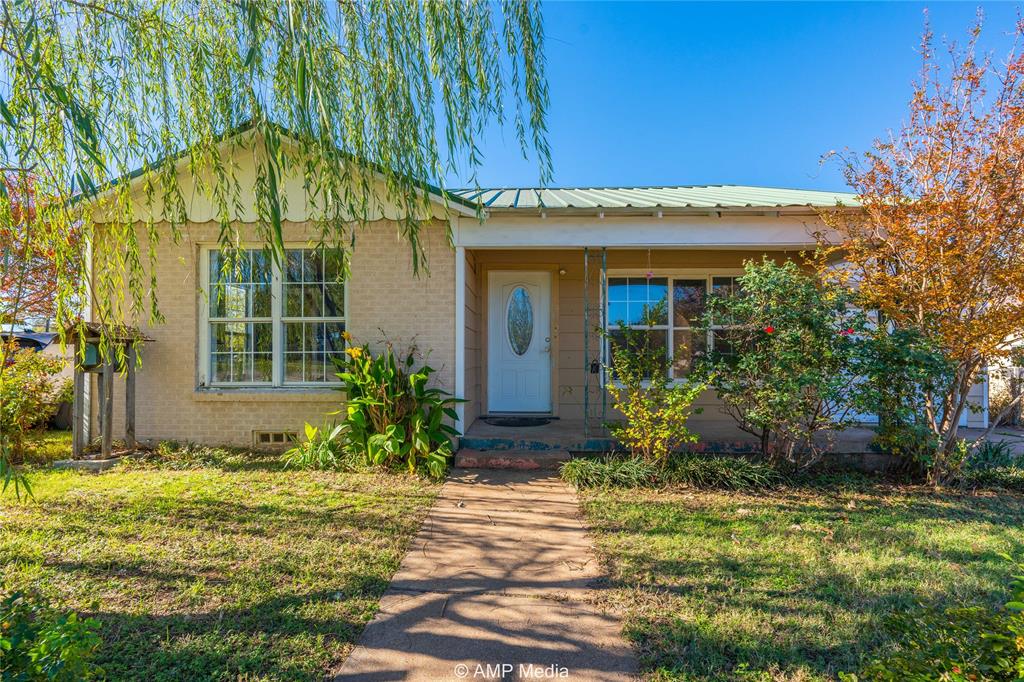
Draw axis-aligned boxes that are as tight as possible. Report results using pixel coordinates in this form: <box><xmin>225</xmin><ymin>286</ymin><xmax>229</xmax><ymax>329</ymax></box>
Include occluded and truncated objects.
<box><xmin>95</xmin><ymin>219</ymin><xmax>455</xmax><ymax>447</ymax></box>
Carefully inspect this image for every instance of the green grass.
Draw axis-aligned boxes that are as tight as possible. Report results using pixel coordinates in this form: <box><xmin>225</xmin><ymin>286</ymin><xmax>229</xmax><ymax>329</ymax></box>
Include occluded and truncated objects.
<box><xmin>579</xmin><ymin>483</ymin><xmax>1024</xmax><ymax>681</ymax></box>
<box><xmin>19</xmin><ymin>428</ymin><xmax>72</xmax><ymax>465</ymax></box>
<box><xmin>0</xmin><ymin>447</ymin><xmax>439</xmax><ymax>681</ymax></box>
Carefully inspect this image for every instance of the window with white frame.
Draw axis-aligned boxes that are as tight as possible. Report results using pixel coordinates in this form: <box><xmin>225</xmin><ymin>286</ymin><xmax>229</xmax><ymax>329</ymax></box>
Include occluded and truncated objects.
<box><xmin>606</xmin><ymin>274</ymin><xmax>742</xmax><ymax>379</ymax></box>
<box><xmin>205</xmin><ymin>247</ymin><xmax>346</xmax><ymax>386</ymax></box>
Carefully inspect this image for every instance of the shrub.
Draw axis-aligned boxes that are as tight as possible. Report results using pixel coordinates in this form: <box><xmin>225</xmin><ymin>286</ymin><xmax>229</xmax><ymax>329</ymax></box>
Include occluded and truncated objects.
<box><xmin>969</xmin><ymin>440</ymin><xmax>1020</xmax><ymax>471</ymax></box>
<box><xmin>281</xmin><ymin>421</ymin><xmax>349</xmax><ymax>470</ymax></box>
<box><xmin>560</xmin><ymin>454</ymin><xmax>781</xmax><ymax>490</ymax></box>
<box><xmin>0</xmin><ymin>346</ymin><xmax>67</xmax><ymax>460</ymax></box>
<box><xmin>0</xmin><ymin>590</ymin><xmax>103</xmax><ymax>681</ymax></box>
<box><xmin>699</xmin><ymin>259</ymin><xmax>866</xmax><ymax>469</ymax></box>
<box><xmin>854</xmin><ymin>325</ymin><xmax>959</xmax><ymax>480</ymax></box>
<box><xmin>961</xmin><ymin>442</ymin><xmax>1024</xmax><ymax>492</ymax></box>
<box><xmin>664</xmin><ymin>454</ymin><xmax>783</xmax><ymax>490</ymax></box>
<box><xmin>560</xmin><ymin>456</ymin><xmax>659</xmax><ymax>488</ymax></box>
<box><xmin>604</xmin><ymin>325</ymin><xmax>707</xmax><ymax>466</ymax></box>
<box><xmin>335</xmin><ymin>339</ymin><xmax>461</xmax><ymax>478</ymax></box>
<box><xmin>842</xmin><ymin>555</ymin><xmax>1024</xmax><ymax>682</ymax></box>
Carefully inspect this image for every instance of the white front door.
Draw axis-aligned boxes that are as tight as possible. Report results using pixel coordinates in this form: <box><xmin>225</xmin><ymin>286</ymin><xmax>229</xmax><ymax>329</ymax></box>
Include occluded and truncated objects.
<box><xmin>488</xmin><ymin>271</ymin><xmax>552</xmax><ymax>413</ymax></box>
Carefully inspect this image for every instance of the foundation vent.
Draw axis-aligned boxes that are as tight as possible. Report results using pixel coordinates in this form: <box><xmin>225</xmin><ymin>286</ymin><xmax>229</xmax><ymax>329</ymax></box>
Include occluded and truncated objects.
<box><xmin>253</xmin><ymin>431</ymin><xmax>296</xmax><ymax>447</ymax></box>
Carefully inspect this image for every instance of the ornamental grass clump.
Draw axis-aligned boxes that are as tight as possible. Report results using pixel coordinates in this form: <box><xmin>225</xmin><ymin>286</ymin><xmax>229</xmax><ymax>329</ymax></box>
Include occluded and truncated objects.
<box><xmin>560</xmin><ymin>454</ymin><xmax>781</xmax><ymax>490</ymax></box>
<box><xmin>334</xmin><ymin>338</ymin><xmax>462</xmax><ymax>478</ymax></box>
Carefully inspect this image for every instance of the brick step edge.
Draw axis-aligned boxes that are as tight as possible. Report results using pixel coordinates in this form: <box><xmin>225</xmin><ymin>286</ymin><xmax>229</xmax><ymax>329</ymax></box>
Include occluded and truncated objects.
<box><xmin>453</xmin><ymin>449</ymin><xmax>570</xmax><ymax>471</ymax></box>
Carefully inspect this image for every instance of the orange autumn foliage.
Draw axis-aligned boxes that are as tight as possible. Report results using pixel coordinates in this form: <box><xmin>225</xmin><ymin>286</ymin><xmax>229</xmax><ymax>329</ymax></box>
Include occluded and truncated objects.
<box><xmin>818</xmin><ymin>16</ymin><xmax>1024</xmax><ymax>454</ymax></box>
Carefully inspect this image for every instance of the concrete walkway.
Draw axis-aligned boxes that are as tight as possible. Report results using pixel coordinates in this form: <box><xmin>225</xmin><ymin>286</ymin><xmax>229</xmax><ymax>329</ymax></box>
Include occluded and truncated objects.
<box><xmin>335</xmin><ymin>470</ymin><xmax>637</xmax><ymax>681</ymax></box>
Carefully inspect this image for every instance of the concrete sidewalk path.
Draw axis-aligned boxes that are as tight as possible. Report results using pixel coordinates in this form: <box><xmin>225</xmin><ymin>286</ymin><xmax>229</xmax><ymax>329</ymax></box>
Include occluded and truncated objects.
<box><xmin>335</xmin><ymin>470</ymin><xmax>637</xmax><ymax>681</ymax></box>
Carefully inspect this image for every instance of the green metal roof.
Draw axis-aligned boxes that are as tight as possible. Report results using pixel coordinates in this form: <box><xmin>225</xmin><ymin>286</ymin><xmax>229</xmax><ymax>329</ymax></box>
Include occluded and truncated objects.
<box><xmin>453</xmin><ymin>185</ymin><xmax>859</xmax><ymax>211</ymax></box>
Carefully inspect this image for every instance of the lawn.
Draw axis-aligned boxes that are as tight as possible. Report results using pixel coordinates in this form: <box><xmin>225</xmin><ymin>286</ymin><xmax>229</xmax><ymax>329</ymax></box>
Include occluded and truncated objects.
<box><xmin>579</xmin><ymin>481</ymin><xmax>1024</xmax><ymax>681</ymax></box>
<box><xmin>18</xmin><ymin>427</ymin><xmax>73</xmax><ymax>465</ymax></box>
<box><xmin>0</xmin><ymin>444</ymin><xmax>439</xmax><ymax>681</ymax></box>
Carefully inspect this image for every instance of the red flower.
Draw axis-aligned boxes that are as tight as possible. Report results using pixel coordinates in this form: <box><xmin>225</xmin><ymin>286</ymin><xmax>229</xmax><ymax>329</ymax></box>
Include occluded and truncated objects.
<box><xmin>763</xmin><ymin>326</ymin><xmax>774</xmax><ymax>334</ymax></box>
<box><xmin>840</xmin><ymin>327</ymin><xmax>855</xmax><ymax>336</ymax></box>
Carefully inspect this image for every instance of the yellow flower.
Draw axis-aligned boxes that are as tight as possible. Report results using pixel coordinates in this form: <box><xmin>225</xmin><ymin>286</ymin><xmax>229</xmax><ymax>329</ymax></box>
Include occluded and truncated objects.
<box><xmin>345</xmin><ymin>346</ymin><xmax>363</xmax><ymax>359</ymax></box>
<box><xmin>341</xmin><ymin>330</ymin><xmax>352</xmax><ymax>342</ymax></box>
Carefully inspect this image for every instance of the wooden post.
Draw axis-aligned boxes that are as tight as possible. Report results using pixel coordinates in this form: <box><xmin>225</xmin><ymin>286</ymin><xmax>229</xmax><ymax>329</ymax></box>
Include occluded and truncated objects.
<box><xmin>96</xmin><ymin>368</ymin><xmax>104</xmax><ymax>439</ymax></box>
<box><xmin>125</xmin><ymin>343</ymin><xmax>136</xmax><ymax>449</ymax></box>
<box><xmin>101</xmin><ymin>356</ymin><xmax>114</xmax><ymax>458</ymax></box>
<box><xmin>72</xmin><ymin>363</ymin><xmax>85</xmax><ymax>459</ymax></box>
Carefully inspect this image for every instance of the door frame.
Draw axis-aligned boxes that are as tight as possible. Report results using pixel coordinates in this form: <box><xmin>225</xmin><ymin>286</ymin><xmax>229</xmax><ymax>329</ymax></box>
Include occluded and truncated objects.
<box><xmin>480</xmin><ymin>263</ymin><xmax>560</xmax><ymax>416</ymax></box>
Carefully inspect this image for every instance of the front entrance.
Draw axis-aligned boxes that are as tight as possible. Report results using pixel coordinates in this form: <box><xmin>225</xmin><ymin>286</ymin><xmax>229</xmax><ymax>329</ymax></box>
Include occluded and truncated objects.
<box><xmin>487</xmin><ymin>270</ymin><xmax>552</xmax><ymax>413</ymax></box>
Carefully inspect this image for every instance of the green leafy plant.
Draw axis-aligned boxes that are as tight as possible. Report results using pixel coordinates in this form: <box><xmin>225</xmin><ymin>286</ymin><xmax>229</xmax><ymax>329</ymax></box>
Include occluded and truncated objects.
<box><xmin>0</xmin><ymin>346</ymin><xmax>66</xmax><ymax>460</ymax></box>
<box><xmin>0</xmin><ymin>590</ymin><xmax>103</xmax><ymax>681</ymax></box>
<box><xmin>604</xmin><ymin>324</ymin><xmax>707</xmax><ymax>466</ymax></box>
<box><xmin>560</xmin><ymin>454</ymin><xmax>781</xmax><ymax>490</ymax></box>
<box><xmin>969</xmin><ymin>440</ymin><xmax>1019</xmax><ymax>471</ymax></box>
<box><xmin>335</xmin><ymin>339</ymin><xmax>462</xmax><ymax>479</ymax></box>
<box><xmin>282</xmin><ymin>421</ymin><xmax>347</xmax><ymax>471</ymax></box>
<box><xmin>854</xmin><ymin>325</ymin><xmax>959</xmax><ymax>479</ymax></box>
<box><xmin>698</xmin><ymin>259</ymin><xmax>867</xmax><ymax>469</ymax></box>
<box><xmin>842</xmin><ymin>555</ymin><xmax>1024</xmax><ymax>681</ymax></box>
<box><xmin>560</xmin><ymin>456</ymin><xmax>659</xmax><ymax>488</ymax></box>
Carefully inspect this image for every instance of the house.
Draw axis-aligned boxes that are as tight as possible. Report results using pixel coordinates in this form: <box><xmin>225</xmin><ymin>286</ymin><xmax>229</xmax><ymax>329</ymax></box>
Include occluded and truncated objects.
<box><xmin>81</xmin><ymin>133</ymin><xmax>989</xmax><ymax>454</ymax></box>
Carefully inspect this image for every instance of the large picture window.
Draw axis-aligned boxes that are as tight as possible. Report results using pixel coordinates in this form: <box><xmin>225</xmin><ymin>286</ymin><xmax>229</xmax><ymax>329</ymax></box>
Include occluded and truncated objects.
<box><xmin>205</xmin><ymin>247</ymin><xmax>346</xmax><ymax>387</ymax></box>
<box><xmin>606</xmin><ymin>273</ymin><xmax>741</xmax><ymax>379</ymax></box>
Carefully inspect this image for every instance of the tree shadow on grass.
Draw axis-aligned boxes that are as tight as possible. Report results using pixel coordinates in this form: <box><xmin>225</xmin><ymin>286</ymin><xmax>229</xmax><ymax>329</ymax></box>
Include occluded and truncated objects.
<box><xmin>85</xmin><ymin>587</ymin><xmax>377</xmax><ymax>681</ymax></box>
<box><xmin>589</xmin><ymin>486</ymin><xmax>1024</xmax><ymax>680</ymax></box>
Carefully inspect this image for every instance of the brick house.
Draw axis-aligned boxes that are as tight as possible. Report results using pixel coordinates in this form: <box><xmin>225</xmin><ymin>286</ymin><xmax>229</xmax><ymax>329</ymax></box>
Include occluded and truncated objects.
<box><xmin>82</xmin><ymin>131</ymin><xmax>989</xmax><ymax>454</ymax></box>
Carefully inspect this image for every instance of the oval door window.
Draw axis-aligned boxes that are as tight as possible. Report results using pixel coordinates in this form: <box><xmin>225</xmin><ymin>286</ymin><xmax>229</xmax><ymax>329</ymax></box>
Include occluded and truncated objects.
<box><xmin>506</xmin><ymin>286</ymin><xmax>534</xmax><ymax>355</ymax></box>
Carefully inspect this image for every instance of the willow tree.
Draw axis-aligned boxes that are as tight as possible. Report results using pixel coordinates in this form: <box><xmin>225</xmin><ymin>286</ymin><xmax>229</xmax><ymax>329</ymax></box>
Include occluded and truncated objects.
<box><xmin>818</xmin><ymin>17</ymin><xmax>1024</xmax><ymax>481</ymax></box>
<box><xmin>0</xmin><ymin>0</ymin><xmax>550</xmax><ymax>489</ymax></box>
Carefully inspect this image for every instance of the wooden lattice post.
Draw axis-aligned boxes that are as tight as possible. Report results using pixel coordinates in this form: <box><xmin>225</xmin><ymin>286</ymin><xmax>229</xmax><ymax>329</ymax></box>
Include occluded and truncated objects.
<box><xmin>72</xmin><ymin>362</ymin><xmax>85</xmax><ymax>458</ymax></box>
<box><xmin>101</xmin><ymin>354</ymin><xmax>114</xmax><ymax>458</ymax></box>
<box><xmin>125</xmin><ymin>343</ymin><xmax>137</xmax><ymax>449</ymax></box>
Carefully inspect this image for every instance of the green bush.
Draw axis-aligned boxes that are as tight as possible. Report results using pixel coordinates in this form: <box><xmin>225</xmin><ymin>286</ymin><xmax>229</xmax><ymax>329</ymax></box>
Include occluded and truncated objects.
<box><xmin>854</xmin><ymin>326</ymin><xmax>958</xmax><ymax>480</ymax></box>
<box><xmin>698</xmin><ymin>259</ymin><xmax>867</xmax><ymax>470</ymax></box>
<box><xmin>604</xmin><ymin>325</ymin><xmax>707</xmax><ymax>466</ymax></box>
<box><xmin>0</xmin><ymin>590</ymin><xmax>103</xmax><ymax>681</ymax></box>
<box><xmin>1</xmin><ymin>346</ymin><xmax>67</xmax><ymax>460</ymax></box>
<box><xmin>560</xmin><ymin>454</ymin><xmax>781</xmax><ymax>490</ymax></box>
<box><xmin>560</xmin><ymin>456</ymin><xmax>659</xmax><ymax>488</ymax></box>
<box><xmin>664</xmin><ymin>454</ymin><xmax>783</xmax><ymax>490</ymax></box>
<box><xmin>281</xmin><ymin>421</ymin><xmax>350</xmax><ymax>470</ymax></box>
<box><xmin>335</xmin><ymin>340</ymin><xmax>462</xmax><ymax>478</ymax></box>
<box><xmin>843</xmin><ymin>555</ymin><xmax>1024</xmax><ymax>681</ymax></box>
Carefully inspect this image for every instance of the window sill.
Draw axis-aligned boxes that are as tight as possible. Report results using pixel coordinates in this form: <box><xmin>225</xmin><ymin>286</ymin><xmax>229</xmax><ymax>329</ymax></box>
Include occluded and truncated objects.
<box><xmin>193</xmin><ymin>387</ymin><xmax>344</xmax><ymax>403</ymax></box>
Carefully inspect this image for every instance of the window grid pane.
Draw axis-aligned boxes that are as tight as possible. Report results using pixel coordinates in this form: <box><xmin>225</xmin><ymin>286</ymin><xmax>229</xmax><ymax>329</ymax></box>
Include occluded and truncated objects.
<box><xmin>605</xmin><ymin>274</ymin><xmax>742</xmax><ymax>380</ymax></box>
<box><xmin>208</xmin><ymin>247</ymin><xmax>345</xmax><ymax>386</ymax></box>
<box><xmin>281</xmin><ymin>247</ymin><xmax>345</xmax><ymax>385</ymax></box>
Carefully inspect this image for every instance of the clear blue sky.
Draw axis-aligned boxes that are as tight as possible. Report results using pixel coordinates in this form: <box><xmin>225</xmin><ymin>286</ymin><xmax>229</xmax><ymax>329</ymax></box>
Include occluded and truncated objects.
<box><xmin>448</xmin><ymin>1</ymin><xmax>1022</xmax><ymax>192</ymax></box>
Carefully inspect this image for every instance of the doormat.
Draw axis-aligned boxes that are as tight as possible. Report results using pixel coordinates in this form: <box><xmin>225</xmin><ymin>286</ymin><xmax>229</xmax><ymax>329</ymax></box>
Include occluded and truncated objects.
<box><xmin>482</xmin><ymin>416</ymin><xmax>552</xmax><ymax>428</ymax></box>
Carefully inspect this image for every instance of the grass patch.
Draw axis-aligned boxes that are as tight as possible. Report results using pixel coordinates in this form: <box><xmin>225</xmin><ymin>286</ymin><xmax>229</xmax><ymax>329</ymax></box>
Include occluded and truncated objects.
<box><xmin>579</xmin><ymin>483</ymin><xmax>1024</xmax><ymax>681</ymax></box>
<box><xmin>18</xmin><ymin>428</ymin><xmax>72</xmax><ymax>465</ymax></box>
<box><xmin>0</xmin><ymin>445</ymin><xmax>439</xmax><ymax>680</ymax></box>
<box><xmin>561</xmin><ymin>454</ymin><xmax>782</xmax><ymax>491</ymax></box>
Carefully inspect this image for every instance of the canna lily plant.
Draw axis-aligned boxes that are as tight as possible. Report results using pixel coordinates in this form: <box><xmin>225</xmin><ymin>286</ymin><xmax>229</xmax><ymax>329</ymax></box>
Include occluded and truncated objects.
<box><xmin>334</xmin><ymin>338</ymin><xmax>462</xmax><ymax>479</ymax></box>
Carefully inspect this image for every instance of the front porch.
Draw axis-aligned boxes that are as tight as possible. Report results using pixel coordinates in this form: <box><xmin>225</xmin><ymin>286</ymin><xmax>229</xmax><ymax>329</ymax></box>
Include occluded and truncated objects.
<box><xmin>461</xmin><ymin>416</ymin><xmax>880</xmax><ymax>454</ymax></box>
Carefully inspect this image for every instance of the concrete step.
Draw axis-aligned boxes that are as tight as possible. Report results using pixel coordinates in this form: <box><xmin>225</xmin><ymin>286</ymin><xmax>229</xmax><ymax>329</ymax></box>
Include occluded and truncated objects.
<box><xmin>454</xmin><ymin>449</ymin><xmax>571</xmax><ymax>471</ymax></box>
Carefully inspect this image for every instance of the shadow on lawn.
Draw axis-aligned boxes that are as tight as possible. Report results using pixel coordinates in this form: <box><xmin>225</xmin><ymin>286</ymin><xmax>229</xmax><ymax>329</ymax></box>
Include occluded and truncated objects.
<box><xmin>590</xmin><ymin>488</ymin><xmax>1024</xmax><ymax>680</ymax></box>
<box><xmin>84</xmin><ymin>586</ymin><xmax>378</xmax><ymax>681</ymax></box>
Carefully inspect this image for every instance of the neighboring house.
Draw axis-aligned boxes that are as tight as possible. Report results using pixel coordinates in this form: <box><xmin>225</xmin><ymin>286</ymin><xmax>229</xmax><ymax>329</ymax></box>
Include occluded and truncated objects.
<box><xmin>82</xmin><ymin>132</ymin><xmax>988</xmax><ymax>450</ymax></box>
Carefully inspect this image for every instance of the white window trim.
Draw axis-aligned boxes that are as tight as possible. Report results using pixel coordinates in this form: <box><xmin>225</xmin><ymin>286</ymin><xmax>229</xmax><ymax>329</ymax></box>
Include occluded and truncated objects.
<box><xmin>197</xmin><ymin>243</ymin><xmax>348</xmax><ymax>389</ymax></box>
<box><xmin>603</xmin><ymin>268</ymin><xmax>745</xmax><ymax>386</ymax></box>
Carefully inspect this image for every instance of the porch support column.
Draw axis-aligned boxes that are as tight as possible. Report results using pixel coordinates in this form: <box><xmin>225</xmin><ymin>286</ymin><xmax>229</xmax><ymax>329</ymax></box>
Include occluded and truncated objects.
<box><xmin>454</xmin><ymin>245</ymin><xmax>466</xmax><ymax>435</ymax></box>
<box><xmin>583</xmin><ymin>247</ymin><xmax>590</xmax><ymax>438</ymax></box>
